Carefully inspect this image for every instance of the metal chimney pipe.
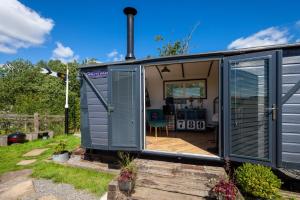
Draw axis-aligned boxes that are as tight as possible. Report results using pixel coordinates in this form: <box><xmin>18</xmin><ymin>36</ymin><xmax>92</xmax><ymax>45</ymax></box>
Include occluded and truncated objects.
<box><xmin>123</xmin><ymin>7</ymin><xmax>137</xmax><ymax>60</ymax></box>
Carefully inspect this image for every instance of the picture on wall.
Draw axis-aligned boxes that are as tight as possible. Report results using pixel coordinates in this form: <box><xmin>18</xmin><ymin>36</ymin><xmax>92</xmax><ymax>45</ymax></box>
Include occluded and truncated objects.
<box><xmin>164</xmin><ymin>79</ymin><xmax>207</xmax><ymax>99</ymax></box>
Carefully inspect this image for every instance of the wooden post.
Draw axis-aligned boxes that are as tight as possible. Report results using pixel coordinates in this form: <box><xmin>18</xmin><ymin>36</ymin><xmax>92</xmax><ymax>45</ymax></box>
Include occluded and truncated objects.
<box><xmin>34</xmin><ymin>113</ymin><xmax>39</xmax><ymax>134</ymax></box>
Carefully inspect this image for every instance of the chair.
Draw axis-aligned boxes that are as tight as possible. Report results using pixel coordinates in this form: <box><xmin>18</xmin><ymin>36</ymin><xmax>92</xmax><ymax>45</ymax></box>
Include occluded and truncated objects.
<box><xmin>146</xmin><ymin>109</ymin><xmax>168</xmax><ymax>140</ymax></box>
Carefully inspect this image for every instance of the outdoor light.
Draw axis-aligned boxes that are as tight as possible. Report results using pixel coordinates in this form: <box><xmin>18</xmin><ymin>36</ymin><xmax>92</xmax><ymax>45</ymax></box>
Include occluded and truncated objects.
<box><xmin>161</xmin><ymin>66</ymin><xmax>170</xmax><ymax>73</ymax></box>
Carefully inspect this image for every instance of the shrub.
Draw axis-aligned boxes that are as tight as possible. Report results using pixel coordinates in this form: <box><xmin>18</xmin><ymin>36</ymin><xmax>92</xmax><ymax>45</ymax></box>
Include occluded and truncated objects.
<box><xmin>54</xmin><ymin>140</ymin><xmax>67</xmax><ymax>154</ymax></box>
<box><xmin>212</xmin><ymin>179</ymin><xmax>238</xmax><ymax>200</ymax></box>
<box><xmin>234</xmin><ymin>163</ymin><xmax>282</xmax><ymax>199</ymax></box>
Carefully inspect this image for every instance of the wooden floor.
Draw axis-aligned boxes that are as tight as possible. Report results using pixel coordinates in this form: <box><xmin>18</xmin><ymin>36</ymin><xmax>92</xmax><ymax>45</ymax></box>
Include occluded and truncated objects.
<box><xmin>145</xmin><ymin>130</ymin><xmax>218</xmax><ymax>156</ymax></box>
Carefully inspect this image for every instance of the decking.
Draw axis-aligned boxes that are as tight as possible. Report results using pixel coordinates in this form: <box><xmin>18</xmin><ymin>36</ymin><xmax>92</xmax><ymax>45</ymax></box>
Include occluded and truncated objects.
<box><xmin>145</xmin><ymin>131</ymin><xmax>218</xmax><ymax>156</ymax></box>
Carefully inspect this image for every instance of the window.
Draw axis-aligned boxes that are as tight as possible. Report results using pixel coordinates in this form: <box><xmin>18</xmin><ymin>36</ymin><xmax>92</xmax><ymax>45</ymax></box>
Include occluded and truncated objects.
<box><xmin>164</xmin><ymin>79</ymin><xmax>207</xmax><ymax>99</ymax></box>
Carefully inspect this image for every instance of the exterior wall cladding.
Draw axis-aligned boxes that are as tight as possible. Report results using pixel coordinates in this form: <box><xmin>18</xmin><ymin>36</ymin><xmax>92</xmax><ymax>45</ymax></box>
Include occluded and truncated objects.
<box><xmin>282</xmin><ymin>53</ymin><xmax>300</xmax><ymax>167</ymax></box>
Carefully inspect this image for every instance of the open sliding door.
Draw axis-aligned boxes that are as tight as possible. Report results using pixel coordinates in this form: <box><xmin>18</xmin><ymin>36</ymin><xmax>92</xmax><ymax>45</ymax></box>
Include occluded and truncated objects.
<box><xmin>223</xmin><ymin>51</ymin><xmax>280</xmax><ymax>166</ymax></box>
<box><xmin>108</xmin><ymin>65</ymin><xmax>143</xmax><ymax>151</ymax></box>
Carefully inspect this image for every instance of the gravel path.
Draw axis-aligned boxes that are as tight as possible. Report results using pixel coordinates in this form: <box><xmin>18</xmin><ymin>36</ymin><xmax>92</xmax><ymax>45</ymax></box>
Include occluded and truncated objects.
<box><xmin>22</xmin><ymin>179</ymin><xmax>100</xmax><ymax>200</ymax></box>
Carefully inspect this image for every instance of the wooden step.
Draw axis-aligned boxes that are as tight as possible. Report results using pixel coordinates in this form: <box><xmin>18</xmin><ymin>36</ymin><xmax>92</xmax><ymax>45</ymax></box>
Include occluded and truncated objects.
<box><xmin>135</xmin><ymin>159</ymin><xmax>226</xmax><ymax>178</ymax></box>
<box><xmin>136</xmin><ymin>173</ymin><xmax>211</xmax><ymax>197</ymax></box>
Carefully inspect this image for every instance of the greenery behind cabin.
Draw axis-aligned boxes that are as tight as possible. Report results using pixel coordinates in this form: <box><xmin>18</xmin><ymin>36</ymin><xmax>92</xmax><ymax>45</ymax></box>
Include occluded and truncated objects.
<box><xmin>0</xmin><ymin>59</ymin><xmax>81</xmax><ymax>133</ymax></box>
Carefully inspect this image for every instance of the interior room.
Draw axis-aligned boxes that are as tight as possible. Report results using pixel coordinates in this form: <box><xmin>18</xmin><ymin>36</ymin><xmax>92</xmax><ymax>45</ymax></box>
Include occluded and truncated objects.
<box><xmin>144</xmin><ymin>60</ymin><xmax>220</xmax><ymax>156</ymax></box>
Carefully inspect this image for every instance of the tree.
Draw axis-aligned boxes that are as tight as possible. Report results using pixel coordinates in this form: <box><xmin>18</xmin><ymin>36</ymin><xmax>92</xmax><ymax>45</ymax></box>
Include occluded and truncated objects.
<box><xmin>0</xmin><ymin>59</ymin><xmax>81</xmax><ymax>131</ymax></box>
<box><xmin>155</xmin><ymin>22</ymin><xmax>200</xmax><ymax>57</ymax></box>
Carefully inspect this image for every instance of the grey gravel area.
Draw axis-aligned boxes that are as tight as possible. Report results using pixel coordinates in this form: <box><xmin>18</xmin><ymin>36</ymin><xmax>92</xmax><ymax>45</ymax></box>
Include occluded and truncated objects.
<box><xmin>21</xmin><ymin>179</ymin><xmax>100</xmax><ymax>200</ymax></box>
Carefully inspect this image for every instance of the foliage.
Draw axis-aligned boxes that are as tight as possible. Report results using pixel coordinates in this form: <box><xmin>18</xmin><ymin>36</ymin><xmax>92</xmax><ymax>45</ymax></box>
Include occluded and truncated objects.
<box><xmin>0</xmin><ymin>135</ymin><xmax>114</xmax><ymax>196</ymax></box>
<box><xmin>0</xmin><ymin>135</ymin><xmax>79</xmax><ymax>176</ymax></box>
<box><xmin>117</xmin><ymin>151</ymin><xmax>137</xmax><ymax>182</ymax></box>
<box><xmin>155</xmin><ymin>22</ymin><xmax>200</xmax><ymax>57</ymax></box>
<box><xmin>32</xmin><ymin>162</ymin><xmax>115</xmax><ymax>196</ymax></box>
<box><xmin>234</xmin><ymin>163</ymin><xmax>282</xmax><ymax>199</ymax></box>
<box><xmin>118</xmin><ymin>168</ymin><xmax>135</xmax><ymax>182</ymax></box>
<box><xmin>212</xmin><ymin>179</ymin><xmax>238</xmax><ymax>200</ymax></box>
<box><xmin>0</xmin><ymin>59</ymin><xmax>80</xmax><ymax>131</ymax></box>
<box><xmin>54</xmin><ymin>140</ymin><xmax>67</xmax><ymax>154</ymax></box>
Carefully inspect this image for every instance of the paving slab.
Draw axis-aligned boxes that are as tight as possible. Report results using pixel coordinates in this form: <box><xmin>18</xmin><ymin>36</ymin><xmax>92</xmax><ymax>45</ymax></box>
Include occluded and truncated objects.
<box><xmin>23</xmin><ymin>148</ymin><xmax>49</xmax><ymax>157</ymax></box>
<box><xmin>17</xmin><ymin>159</ymin><xmax>37</xmax><ymax>166</ymax></box>
<box><xmin>38</xmin><ymin>194</ymin><xmax>60</xmax><ymax>200</ymax></box>
<box><xmin>0</xmin><ymin>169</ymin><xmax>35</xmax><ymax>200</ymax></box>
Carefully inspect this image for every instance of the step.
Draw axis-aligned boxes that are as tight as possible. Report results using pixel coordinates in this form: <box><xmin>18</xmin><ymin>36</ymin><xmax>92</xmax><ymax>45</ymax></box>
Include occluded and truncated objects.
<box><xmin>135</xmin><ymin>159</ymin><xmax>226</xmax><ymax>178</ymax></box>
<box><xmin>132</xmin><ymin>186</ymin><xmax>206</xmax><ymax>200</ymax></box>
<box><xmin>136</xmin><ymin>173</ymin><xmax>211</xmax><ymax>197</ymax></box>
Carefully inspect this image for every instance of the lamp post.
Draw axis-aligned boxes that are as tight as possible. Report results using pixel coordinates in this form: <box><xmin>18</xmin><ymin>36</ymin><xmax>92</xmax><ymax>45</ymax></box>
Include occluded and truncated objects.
<box><xmin>40</xmin><ymin>65</ymin><xmax>69</xmax><ymax>134</ymax></box>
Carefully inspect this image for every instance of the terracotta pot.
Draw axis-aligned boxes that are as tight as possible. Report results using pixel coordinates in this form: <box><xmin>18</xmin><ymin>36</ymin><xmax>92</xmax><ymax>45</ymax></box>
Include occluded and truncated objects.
<box><xmin>118</xmin><ymin>180</ymin><xmax>133</xmax><ymax>192</ymax></box>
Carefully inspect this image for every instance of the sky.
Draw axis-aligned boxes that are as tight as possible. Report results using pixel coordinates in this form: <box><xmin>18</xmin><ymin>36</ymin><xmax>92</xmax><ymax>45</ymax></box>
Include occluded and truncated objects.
<box><xmin>0</xmin><ymin>0</ymin><xmax>300</xmax><ymax>64</ymax></box>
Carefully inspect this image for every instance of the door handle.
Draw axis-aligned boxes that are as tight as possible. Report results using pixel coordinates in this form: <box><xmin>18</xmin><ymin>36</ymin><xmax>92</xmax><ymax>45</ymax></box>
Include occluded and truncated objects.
<box><xmin>271</xmin><ymin>104</ymin><xmax>276</xmax><ymax>121</ymax></box>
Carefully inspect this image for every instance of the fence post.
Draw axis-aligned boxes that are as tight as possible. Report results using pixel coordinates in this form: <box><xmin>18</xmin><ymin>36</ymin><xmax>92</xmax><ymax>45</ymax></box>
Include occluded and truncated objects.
<box><xmin>34</xmin><ymin>113</ymin><xmax>39</xmax><ymax>134</ymax></box>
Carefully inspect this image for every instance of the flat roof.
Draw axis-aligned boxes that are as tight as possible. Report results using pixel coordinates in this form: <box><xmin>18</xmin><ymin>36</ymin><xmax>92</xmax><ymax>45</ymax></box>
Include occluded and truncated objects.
<box><xmin>79</xmin><ymin>43</ymin><xmax>300</xmax><ymax>69</ymax></box>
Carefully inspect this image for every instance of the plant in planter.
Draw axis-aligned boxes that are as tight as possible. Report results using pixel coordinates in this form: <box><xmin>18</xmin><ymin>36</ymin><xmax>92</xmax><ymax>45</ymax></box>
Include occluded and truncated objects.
<box><xmin>211</xmin><ymin>178</ymin><xmax>238</xmax><ymax>200</ymax></box>
<box><xmin>117</xmin><ymin>152</ymin><xmax>137</xmax><ymax>192</ymax></box>
<box><xmin>52</xmin><ymin>140</ymin><xmax>69</xmax><ymax>162</ymax></box>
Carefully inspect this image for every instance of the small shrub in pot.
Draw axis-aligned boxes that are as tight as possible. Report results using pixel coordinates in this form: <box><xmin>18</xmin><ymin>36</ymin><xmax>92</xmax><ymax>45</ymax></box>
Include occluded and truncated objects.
<box><xmin>117</xmin><ymin>152</ymin><xmax>137</xmax><ymax>192</ymax></box>
<box><xmin>52</xmin><ymin>140</ymin><xmax>69</xmax><ymax>162</ymax></box>
<box><xmin>234</xmin><ymin>163</ymin><xmax>282</xmax><ymax>199</ymax></box>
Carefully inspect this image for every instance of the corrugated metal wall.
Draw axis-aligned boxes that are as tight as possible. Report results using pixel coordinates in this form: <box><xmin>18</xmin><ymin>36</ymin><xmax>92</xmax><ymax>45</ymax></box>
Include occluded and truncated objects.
<box><xmin>282</xmin><ymin>55</ymin><xmax>300</xmax><ymax>166</ymax></box>
<box><xmin>80</xmin><ymin>68</ymin><xmax>109</xmax><ymax>149</ymax></box>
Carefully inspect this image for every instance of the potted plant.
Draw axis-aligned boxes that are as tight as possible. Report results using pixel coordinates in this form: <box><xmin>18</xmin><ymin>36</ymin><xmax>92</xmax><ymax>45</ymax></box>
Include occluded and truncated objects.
<box><xmin>117</xmin><ymin>152</ymin><xmax>137</xmax><ymax>192</ymax></box>
<box><xmin>52</xmin><ymin>140</ymin><xmax>69</xmax><ymax>162</ymax></box>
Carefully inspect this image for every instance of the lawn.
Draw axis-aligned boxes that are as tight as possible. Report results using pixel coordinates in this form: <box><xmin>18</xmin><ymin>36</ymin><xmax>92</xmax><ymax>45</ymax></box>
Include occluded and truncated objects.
<box><xmin>0</xmin><ymin>135</ymin><xmax>115</xmax><ymax>196</ymax></box>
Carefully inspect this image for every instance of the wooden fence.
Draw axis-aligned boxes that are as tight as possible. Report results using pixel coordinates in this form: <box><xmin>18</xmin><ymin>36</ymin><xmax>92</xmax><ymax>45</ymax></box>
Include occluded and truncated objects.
<box><xmin>0</xmin><ymin>113</ymin><xmax>64</xmax><ymax>134</ymax></box>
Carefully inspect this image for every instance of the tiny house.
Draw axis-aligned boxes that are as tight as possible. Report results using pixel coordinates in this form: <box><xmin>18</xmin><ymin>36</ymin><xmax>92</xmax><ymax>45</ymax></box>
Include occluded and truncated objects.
<box><xmin>79</xmin><ymin>7</ymin><xmax>300</xmax><ymax>169</ymax></box>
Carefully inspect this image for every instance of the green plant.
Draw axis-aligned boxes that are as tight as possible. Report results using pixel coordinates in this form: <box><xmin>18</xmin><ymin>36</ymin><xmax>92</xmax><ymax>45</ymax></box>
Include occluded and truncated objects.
<box><xmin>117</xmin><ymin>152</ymin><xmax>137</xmax><ymax>182</ymax></box>
<box><xmin>54</xmin><ymin>140</ymin><xmax>67</xmax><ymax>154</ymax></box>
<box><xmin>234</xmin><ymin>163</ymin><xmax>282</xmax><ymax>199</ymax></box>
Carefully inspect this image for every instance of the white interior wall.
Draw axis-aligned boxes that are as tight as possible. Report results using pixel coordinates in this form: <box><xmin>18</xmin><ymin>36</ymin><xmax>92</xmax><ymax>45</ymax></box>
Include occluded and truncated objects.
<box><xmin>145</xmin><ymin>61</ymin><xmax>219</xmax><ymax>125</ymax></box>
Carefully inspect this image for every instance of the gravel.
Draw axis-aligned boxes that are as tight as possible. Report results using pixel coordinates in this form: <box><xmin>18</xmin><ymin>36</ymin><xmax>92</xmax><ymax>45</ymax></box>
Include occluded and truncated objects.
<box><xmin>21</xmin><ymin>179</ymin><xmax>101</xmax><ymax>200</ymax></box>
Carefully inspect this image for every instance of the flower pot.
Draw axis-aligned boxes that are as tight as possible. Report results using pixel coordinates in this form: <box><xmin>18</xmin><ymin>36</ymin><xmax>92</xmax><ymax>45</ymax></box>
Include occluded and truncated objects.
<box><xmin>118</xmin><ymin>180</ymin><xmax>133</xmax><ymax>192</ymax></box>
<box><xmin>52</xmin><ymin>151</ymin><xmax>69</xmax><ymax>162</ymax></box>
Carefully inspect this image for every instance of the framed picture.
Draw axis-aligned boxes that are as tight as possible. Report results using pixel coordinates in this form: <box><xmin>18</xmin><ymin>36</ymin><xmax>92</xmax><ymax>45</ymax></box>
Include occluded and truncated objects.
<box><xmin>164</xmin><ymin>79</ymin><xmax>207</xmax><ymax>99</ymax></box>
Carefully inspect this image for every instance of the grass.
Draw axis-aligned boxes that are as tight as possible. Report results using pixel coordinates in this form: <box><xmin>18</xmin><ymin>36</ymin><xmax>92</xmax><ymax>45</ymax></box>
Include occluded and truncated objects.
<box><xmin>32</xmin><ymin>162</ymin><xmax>115</xmax><ymax>195</ymax></box>
<box><xmin>0</xmin><ymin>135</ymin><xmax>115</xmax><ymax>196</ymax></box>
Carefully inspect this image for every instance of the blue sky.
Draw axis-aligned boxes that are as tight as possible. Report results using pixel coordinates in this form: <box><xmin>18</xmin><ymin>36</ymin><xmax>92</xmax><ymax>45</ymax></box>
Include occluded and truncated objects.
<box><xmin>0</xmin><ymin>0</ymin><xmax>300</xmax><ymax>64</ymax></box>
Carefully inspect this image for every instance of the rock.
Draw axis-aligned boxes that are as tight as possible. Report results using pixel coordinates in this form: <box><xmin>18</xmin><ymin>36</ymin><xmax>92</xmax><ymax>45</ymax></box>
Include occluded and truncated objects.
<box><xmin>0</xmin><ymin>179</ymin><xmax>34</xmax><ymax>200</ymax></box>
<box><xmin>23</xmin><ymin>148</ymin><xmax>49</xmax><ymax>157</ymax></box>
<box><xmin>16</xmin><ymin>159</ymin><xmax>37</xmax><ymax>166</ymax></box>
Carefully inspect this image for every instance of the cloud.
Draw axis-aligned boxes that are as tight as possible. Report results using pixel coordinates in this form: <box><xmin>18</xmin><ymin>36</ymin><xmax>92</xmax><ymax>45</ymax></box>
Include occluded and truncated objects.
<box><xmin>0</xmin><ymin>0</ymin><xmax>54</xmax><ymax>54</ymax></box>
<box><xmin>52</xmin><ymin>42</ymin><xmax>78</xmax><ymax>63</ymax></box>
<box><xmin>107</xmin><ymin>49</ymin><xmax>124</xmax><ymax>61</ymax></box>
<box><xmin>228</xmin><ymin>27</ymin><xmax>290</xmax><ymax>49</ymax></box>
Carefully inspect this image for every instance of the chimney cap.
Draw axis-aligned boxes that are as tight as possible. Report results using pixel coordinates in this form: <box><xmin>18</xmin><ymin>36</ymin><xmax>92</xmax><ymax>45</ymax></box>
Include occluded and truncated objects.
<box><xmin>123</xmin><ymin>7</ymin><xmax>137</xmax><ymax>15</ymax></box>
